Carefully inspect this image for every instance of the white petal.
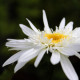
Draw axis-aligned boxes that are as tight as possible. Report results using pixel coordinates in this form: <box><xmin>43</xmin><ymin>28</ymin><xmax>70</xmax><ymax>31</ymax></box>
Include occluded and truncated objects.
<box><xmin>2</xmin><ymin>50</ymin><xmax>25</xmax><ymax>67</ymax></box>
<box><xmin>34</xmin><ymin>49</ymin><xmax>46</xmax><ymax>67</ymax></box>
<box><xmin>67</xmin><ymin>43</ymin><xmax>80</xmax><ymax>52</ymax></box>
<box><xmin>50</xmin><ymin>51</ymin><xmax>60</xmax><ymax>65</ymax></box>
<box><xmin>60</xmin><ymin>55</ymin><xmax>78</xmax><ymax>80</ymax></box>
<box><xmin>72</xmin><ymin>27</ymin><xmax>80</xmax><ymax>37</ymax></box>
<box><xmin>58</xmin><ymin>47</ymin><xmax>78</xmax><ymax>56</ymax></box>
<box><xmin>59</xmin><ymin>18</ymin><xmax>65</xmax><ymax>30</ymax></box>
<box><xmin>65</xmin><ymin>22</ymin><xmax>73</xmax><ymax>31</ymax></box>
<box><xmin>26</xmin><ymin>18</ymin><xmax>40</xmax><ymax>33</ymax></box>
<box><xmin>43</xmin><ymin>10</ymin><xmax>51</xmax><ymax>33</ymax></box>
<box><xmin>19</xmin><ymin>24</ymin><xmax>35</xmax><ymax>37</ymax></box>
<box><xmin>14</xmin><ymin>62</ymin><xmax>26</xmax><ymax>73</ymax></box>
<box><xmin>18</xmin><ymin>48</ymin><xmax>41</xmax><ymax>63</ymax></box>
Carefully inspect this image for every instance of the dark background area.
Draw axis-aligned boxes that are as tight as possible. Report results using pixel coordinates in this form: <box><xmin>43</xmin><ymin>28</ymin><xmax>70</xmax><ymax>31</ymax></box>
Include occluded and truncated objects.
<box><xmin>0</xmin><ymin>0</ymin><xmax>80</xmax><ymax>80</ymax></box>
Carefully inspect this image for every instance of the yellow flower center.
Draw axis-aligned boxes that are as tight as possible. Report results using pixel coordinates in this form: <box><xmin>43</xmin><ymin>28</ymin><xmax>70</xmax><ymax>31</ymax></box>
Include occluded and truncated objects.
<box><xmin>44</xmin><ymin>33</ymin><xmax>67</xmax><ymax>43</ymax></box>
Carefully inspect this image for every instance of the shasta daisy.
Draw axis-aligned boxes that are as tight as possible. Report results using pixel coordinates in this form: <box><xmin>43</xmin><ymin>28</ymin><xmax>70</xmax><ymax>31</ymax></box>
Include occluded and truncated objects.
<box><xmin>3</xmin><ymin>10</ymin><xmax>80</xmax><ymax>80</ymax></box>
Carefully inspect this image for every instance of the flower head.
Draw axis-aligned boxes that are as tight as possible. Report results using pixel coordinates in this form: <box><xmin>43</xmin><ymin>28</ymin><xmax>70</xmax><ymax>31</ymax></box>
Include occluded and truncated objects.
<box><xmin>3</xmin><ymin>10</ymin><xmax>80</xmax><ymax>80</ymax></box>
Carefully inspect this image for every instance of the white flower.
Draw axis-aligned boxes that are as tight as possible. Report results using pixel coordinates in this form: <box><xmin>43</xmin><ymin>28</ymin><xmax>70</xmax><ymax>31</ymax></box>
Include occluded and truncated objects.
<box><xmin>3</xmin><ymin>10</ymin><xmax>80</xmax><ymax>80</ymax></box>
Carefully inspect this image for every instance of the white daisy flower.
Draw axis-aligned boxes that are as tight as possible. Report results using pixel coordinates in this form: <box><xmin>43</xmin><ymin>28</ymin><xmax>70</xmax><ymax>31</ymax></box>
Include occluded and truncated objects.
<box><xmin>3</xmin><ymin>10</ymin><xmax>80</xmax><ymax>80</ymax></box>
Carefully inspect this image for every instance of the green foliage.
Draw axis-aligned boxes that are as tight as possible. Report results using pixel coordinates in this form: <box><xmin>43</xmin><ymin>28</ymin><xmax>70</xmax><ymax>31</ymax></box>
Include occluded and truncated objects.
<box><xmin>0</xmin><ymin>70</ymin><xmax>13</xmax><ymax>80</ymax></box>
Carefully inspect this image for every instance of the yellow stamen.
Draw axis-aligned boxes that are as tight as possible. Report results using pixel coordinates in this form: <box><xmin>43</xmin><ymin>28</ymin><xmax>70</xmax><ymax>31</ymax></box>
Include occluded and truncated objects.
<box><xmin>44</xmin><ymin>33</ymin><xmax>67</xmax><ymax>43</ymax></box>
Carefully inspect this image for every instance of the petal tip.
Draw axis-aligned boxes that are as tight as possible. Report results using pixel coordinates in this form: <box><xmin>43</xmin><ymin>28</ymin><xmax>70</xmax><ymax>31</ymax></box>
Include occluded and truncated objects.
<box><xmin>34</xmin><ymin>63</ymin><xmax>38</xmax><ymax>68</ymax></box>
<box><xmin>19</xmin><ymin>24</ymin><xmax>23</xmax><ymax>28</ymax></box>
<box><xmin>2</xmin><ymin>61</ymin><xmax>10</xmax><ymax>67</ymax></box>
<box><xmin>62</xmin><ymin>17</ymin><xmax>65</xmax><ymax>22</ymax></box>
<box><xmin>14</xmin><ymin>68</ymin><xmax>17</xmax><ymax>73</ymax></box>
<box><xmin>43</xmin><ymin>10</ymin><xmax>46</xmax><ymax>15</ymax></box>
<box><xmin>26</xmin><ymin>18</ymin><xmax>31</xmax><ymax>24</ymax></box>
<box><xmin>2</xmin><ymin>64</ymin><xmax>5</xmax><ymax>67</ymax></box>
<box><xmin>43</xmin><ymin>9</ymin><xmax>45</xmax><ymax>12</ymax></box>
<box><xmin>14</xmin><ymin>65</ymin><xmax>19</xmax><ymax>73</ymax></box>
<box><xmin>70</xmin><ymin>22</ymin><xmax>73</xmax><ymax>25</ymax></box>
<box><xmin>26</xmin><ymin>18</ymin><xmax>29</xmax><ymax>21</ymax></box>
<box><xmin>2</xmin><ymin>62</ymin><xmax>9</xmax><ymax>67</ymax></box>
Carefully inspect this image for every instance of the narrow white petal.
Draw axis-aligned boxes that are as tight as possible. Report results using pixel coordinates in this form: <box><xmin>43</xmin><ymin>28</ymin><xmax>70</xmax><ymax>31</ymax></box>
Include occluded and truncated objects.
<box><xmin>6</xmin><ymin>39</ymin><xmax>30</xmax><ymax>48</ymax></box>
<box><xmin>34</xmin><ymin>49</ymin><xmax>46</xmax><ymax>67</ymax></box>
<box><xmin>6</xmin><ymin>39</ymin><xmax>35</xmax><ymax>50</ymax></box>
<box><xmin>75</xmin><ymin>53</ymin><xmax>80</xmax><ymax>59</ymax></box>
<box><xmin>15</xmin><ymin>48</ymin><xmax>42</xmax><ymax>72</ymax></box>
<box><xmin>43</xmin><ymin>10</ymin><xmax>51</xmax><ymax>33</ymax></box>
<box><xmin>50</xmin><ymin>51</ymin><xmax>60</xmax><ymax>65</ymax></box>
<box><xmin>18</xmin><ymin>48</ymin><xmax>41</xmax><ymax>63</ymax></box>
<box><xmin>59</xmin><ymin>18</ymin><xmax>65</xmax><ymax>30</ymax></box>
<box><xmin>55</xmin><ymin>26</ymin><xmax>58</xmax><ymax>32</ymax></box>
<box><xmin>9</xmin><ymin>44</ymin><xmax>40</xmax><ymax>51</ymax></box>
<box><xmin>14</xmin><ymin>62</ymin><xmax>26</xmax><ymax>73</ymax></box>
<box><xmin>19</xmin><ymin>24</ymin><xmax>35</xmax><ymax>37</ymax></box>
<box><xmin>72</xmin><ymin>27</ymin><xmax>80</xmax><ymax>37</ymax></box>
<box><xmin>6</xmin><ymin>39</ymin><xmax>31</xmax><ymax>44</ymax></box>
<box><xmin>58</xmin><ymin>47</ymin><xmax>78</xmax><ymax>56</ymax></box>
<box><xmin>26</xmin><ymin>19</ymin><xmax>40</xmax><ymax>33</ymax></box>
<box><xmin>9</xmin><ymin>45</ymin><xmax>35</xmax><ymax>51</ymax></box>
<box><xmin>60</xmin><ymin>55</ymin><xmax>78</xmax><ymax>80</ymax></box>
<box><xmin>65</xmin><ymin>22</ymin><xmax>73</xmax><ymax>31</ymax></box>
<box><xmin>2</xmin><ymin>51</ymin><xmax>25</xmax><ymax>67</ymax></box>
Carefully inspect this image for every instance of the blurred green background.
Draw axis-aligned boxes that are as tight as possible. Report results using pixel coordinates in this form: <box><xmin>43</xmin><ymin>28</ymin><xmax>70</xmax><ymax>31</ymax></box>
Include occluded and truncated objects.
<box><xmin>0</xmin><ymin>0</ymin><xmax>80</xmax><ymax>80</ymax></box>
